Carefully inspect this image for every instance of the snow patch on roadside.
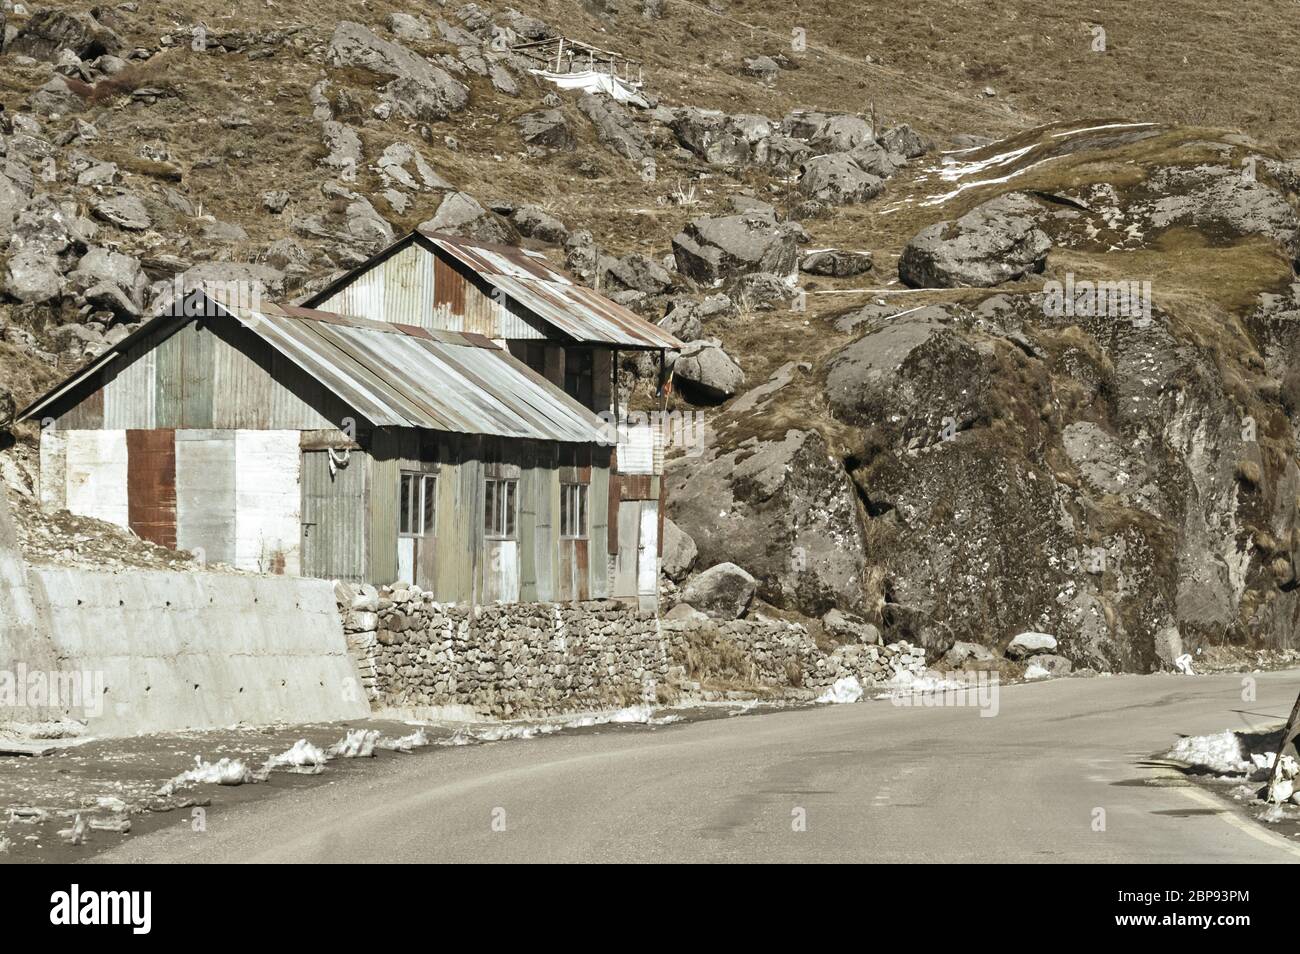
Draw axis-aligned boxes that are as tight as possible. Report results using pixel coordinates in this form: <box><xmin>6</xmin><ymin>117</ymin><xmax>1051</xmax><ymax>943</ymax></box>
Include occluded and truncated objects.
<box><xmin>817</xmin><ymin>676</ymin><xmax>863</xmax><ymax>704</ymax></box>
<box><xmin>264</xmin><ymin>739</ymin><xmax>328</xmax><ymax>774</ymax></box>
<box><xmin>156</xmin><ymin>756</ymin><xmax>253</xmax><ymax>796</ymax></box>
<box><xmin>1166</xmin><ymin>730</ymin><xmax>1252</xmax><ymax>775</ymax></box>
<box><xmin>328</xmin><ymin>729</ymin><xmax>380</xmax><ymax>758</ymax></box>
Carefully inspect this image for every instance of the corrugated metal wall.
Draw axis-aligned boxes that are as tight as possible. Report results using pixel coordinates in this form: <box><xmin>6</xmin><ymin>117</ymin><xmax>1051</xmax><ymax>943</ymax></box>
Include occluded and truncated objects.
<box><xmin>363</xmin><ymin>430</ymin><xmax>621</xmax><ymax>602</ymax></box>
<box><xmin>316</xmin><ymin>241</ymin><xmax>437</xmax><ymax>329</ymax></box>
<box><xmin>50</xmin><ymin>319</ymin><xmax>347</xmax><ymax>433</ymax></box>
<box><xmin>314</xmin><ymin>241</ymin><xmax>547</xmax><ymax>341</ymax></box>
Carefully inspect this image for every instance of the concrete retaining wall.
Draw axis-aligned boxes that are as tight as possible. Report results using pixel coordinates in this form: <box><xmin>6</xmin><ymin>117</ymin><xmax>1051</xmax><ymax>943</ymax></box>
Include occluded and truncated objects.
<box><xmin>17</xmin><ymin>567</ymin><xmax>370</xmax><ymax>735</ymax></box>
<box><xmin>0</xmin><ymin>490</ymin><xmax>59</xmax><ymax>724</ymax></box>
<box><xmin>3</xmin><ymin>485</ymin><xmax>368</xmax><ymax>737</ymax></box>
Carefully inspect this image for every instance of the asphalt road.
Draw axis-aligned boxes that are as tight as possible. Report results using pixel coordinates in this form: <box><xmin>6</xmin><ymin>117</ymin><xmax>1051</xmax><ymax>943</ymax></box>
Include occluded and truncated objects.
<box><xmin>97</xmin><ymin>671</ymin><xmax>1300</xmax><ymax>863</ymax></box>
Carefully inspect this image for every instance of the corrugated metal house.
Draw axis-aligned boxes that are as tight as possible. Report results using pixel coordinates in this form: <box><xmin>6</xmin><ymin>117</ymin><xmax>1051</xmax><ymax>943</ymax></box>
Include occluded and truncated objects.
<box><xmin>18</xmin><ymin>288</ymin><xmax>661</xmax><ymax>608</ymax></box>
<box><xmin>302</xmin><ymin>228</ymin><xmax>684</xmax><ymax>606</ymax></box>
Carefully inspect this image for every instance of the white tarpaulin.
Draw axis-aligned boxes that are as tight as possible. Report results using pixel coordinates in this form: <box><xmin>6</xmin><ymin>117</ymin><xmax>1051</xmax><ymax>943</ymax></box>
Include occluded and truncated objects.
<box><xmin>528</xmin><ymin>69</ymin><xmax>648</xmax><ymax>106</ymax></box>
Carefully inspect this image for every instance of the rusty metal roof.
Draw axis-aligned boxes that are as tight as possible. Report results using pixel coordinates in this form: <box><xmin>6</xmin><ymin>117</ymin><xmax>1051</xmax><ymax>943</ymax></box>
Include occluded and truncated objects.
<box><xmin>417</xmin><ymin>229</ymin><xmax>685</xmax><ymax>351</ymax></box>
<box><xmin>223</xmin><ymin>296</ymin><xmax>612</xmax><ymax>442</ymax></box>
<box><xmin>19</xmin><ymin>290</ymin><xmax>614</xmax><ymax>445</ymax></box>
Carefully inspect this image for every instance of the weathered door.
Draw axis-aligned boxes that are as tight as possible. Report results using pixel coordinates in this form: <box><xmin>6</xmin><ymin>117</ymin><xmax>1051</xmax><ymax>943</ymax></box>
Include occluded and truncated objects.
<box><xmin>300</xmin><ymin>448</ymin><xmax>368</xmax><ymax>582</ymax></box>
<box><xmin>637</xmin><ymin>500</ymin><xmax>659</xmax><ymax>612</ymax></box>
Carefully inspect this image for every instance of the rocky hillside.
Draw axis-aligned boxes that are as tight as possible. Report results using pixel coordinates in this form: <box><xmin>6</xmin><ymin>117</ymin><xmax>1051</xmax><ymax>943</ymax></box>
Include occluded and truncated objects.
<box><xmin>0</xmin><ymin>2</ymin><xmax>1298</xmax><ymax>671</ymax></box>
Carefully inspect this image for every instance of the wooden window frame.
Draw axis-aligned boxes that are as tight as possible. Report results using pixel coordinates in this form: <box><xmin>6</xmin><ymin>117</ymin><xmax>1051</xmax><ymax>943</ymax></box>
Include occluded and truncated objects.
<box><xmin>484</xmin><ymin>476</ymin><xmax>518</xmax><ymax>540</ymax></box>
<box><xmin>560</xmin><ymin>482</ymin><xmax>589</xmax><ymax>539</ymax></box>
<box><xmin>399</xmin><ymin>471</ymin><xmax>437</xmax><ymax>538</ymax></box>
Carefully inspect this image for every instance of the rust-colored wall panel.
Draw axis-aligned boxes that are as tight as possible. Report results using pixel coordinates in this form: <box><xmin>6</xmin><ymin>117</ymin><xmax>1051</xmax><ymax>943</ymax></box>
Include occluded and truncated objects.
<box><xmin>619</xmin><ymin>475</ymin><xmax>653</xmax><ymax>500</ymax></box>
<box><xmin>433</xmin><ymin>254</ymin><xmax>467</xmax><ymax>316</ymax></box>
<box><xmin>126</xmin><ymin>429</ymin><xmax>177</xmax><ymax>549</ymax></box>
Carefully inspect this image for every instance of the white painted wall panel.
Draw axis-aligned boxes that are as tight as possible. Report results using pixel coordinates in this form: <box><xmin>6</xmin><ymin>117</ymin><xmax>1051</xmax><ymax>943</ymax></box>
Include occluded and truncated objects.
<box><xmin>617</xmin><ymin>421</ymin><xmax>656</xmax><ymax>475</ymax></box>
<box><xmin>234</xmin><ymin>430</ymin><xmax>301</xmax><ymax>575</ymax></box>
<box><xmin>176</xmin><ymin>431</ymin><xmax>236</xmax><ymax>566</ymax></box>
<box><xmin>637</xmin><ymin>501</ymin><xmax>659</xmax><ymax>598</ymax></box>
<box><xmin>64</xmin><ymin>430</ymin><xmax>129</xmax><ymax>529</ymax></box>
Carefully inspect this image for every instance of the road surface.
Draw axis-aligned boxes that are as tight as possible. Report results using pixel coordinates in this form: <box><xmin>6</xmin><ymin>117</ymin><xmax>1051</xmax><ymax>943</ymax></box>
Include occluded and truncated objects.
<box><xmin>98</xmin><ymin>671</ymin><xmax>1300</xmax><ymax>863</ymax></box>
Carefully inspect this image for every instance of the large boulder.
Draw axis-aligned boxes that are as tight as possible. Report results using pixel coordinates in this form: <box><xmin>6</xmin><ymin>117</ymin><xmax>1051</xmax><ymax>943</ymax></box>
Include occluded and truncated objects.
<box><xmin>576</xmin><ymin>94</ymin><xmax>651</xmax><ymax>164</ymax></box>
<box><xmin>606</xmin><ymin>253</ymin><xmax>673</xmax><ymax>294</ymax></box>
<box><xmin>681</xmin><ymin>563</ymin><xmax>758</xmax><ymax>620</ymax></box>
<box><xmin>798</xmin><ymin>154</ymin><xmax>884</xmax><ymax>205</ymax></box>
<box><xmin>670</xmin><ymin>108</ymin><xmax>774</xmax><ymax>167</ymax></box>
<box><xmin>330</xmin><ymin>21</ymin><xmax>468</xmax><ymax>119</ymax></box>
<box><xmin>877</xmin><ymin>124</ymin><xmax>929</xmax><ymax>159</ymax></box>
<box><xmin>420</xmin><ymin>192</ymin><xmax>519</xmax><ymax>245</ymax></box>
<box><xmin>672</xmin><ymin>213</ymin><xmax>798</xmax><ymax>288</ymax></box>
<box><xmin>665</xmin><ymin>425</ymin><xmax>868</xmax><ymax>616</ymax></box>
<box><xmin>898</xmin><ymin>192</ymin><xmax>1051</xmax><ymax>288</ymax></box>
<box><xmin>825</xmin><ymin>309</ymin><xmax>990</xmax><ymax>448</ymax></box>
<box><xmin>515</xmin><ymin>109</ymin><xmax>574</xmax><ymax>151</ymax></box>
<box><xmin>10</xmin><ymin>8</ymin><xmax>122</xmax><ymax>60</ymax></box>
<box><xmin>808</xmin><ymin>115</ymin><xmax>873</xmax><ymax>152</ymax></box>
<box><xmin>1006</xmin><ymin>632</ymin><xmax>1058</xmax><ymax>659</ymax></box>
<box><xmin>672</xmin><ymin>340</ymin><xmax>744</xmax><ymax>403</ymax></box>
<box><xmin>92</xmin><ymin>193</ymin><xmax>152</xmax><ymax>231</ymax></box>
<box><xmin>510</xmin><ymin>205</ymin><xmax>569</xmax><ymax>245</ymax></box>
<box><xmin>661</xmin><ymin>517</ymin><xmax>698</xmax><ymax>581</ymax></box>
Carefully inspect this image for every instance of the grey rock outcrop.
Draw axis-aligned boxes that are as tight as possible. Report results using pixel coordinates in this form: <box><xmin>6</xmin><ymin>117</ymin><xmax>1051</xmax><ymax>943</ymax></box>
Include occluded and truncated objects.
<box><xmin>330</xmin><ymin>21</ymin><xmax>468</xmax><ymax>120</ymax></box>
<box><xmin>898</xmin><ymin>192</ymin><xmax>1051</xmax><ymax>288</ymax></box>
<box><xmin>576</xmin><ymin>94</ymin><xmax>651</xmax><ymax>164</ymax></box>
<box><xmin>421</xmin><ymin>191</ymin><xmax>519</xmax><ymax>245</ymax></box>
<box><xmin>800</xmin><ymin>249</ymin><xmax>873</xmax><ymax>277</ymax></box>
<box><xmin>666</xmin><ymin>426</ymin><xmax>868</xmax><ymax>617</ymax></box>
<box><xmin>515</xmin><ymin>109</ymin><xmax>574</xmax><ymax>151</ymax></box>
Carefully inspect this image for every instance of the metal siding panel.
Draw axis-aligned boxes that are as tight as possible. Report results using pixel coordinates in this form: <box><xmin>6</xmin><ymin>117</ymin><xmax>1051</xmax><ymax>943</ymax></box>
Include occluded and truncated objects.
<box><xmin>180</xmin><ymin>321</ymin><xmax>214</xmax><ymax>428</ymax></box>
<box><xmin>588</xmin><ymin>462</ymin><xmax>609</xmax><ymax>598</ymax></box>
<box><xmin>234</xmin><ymin>430</ymin><xmax>301</xmax><ymax>574</ymax></box>
<box><xmin>368</xmin><ymin>430</ymin><xmax>400</xmax><ymax>585</ymax></box>
<box><xmin>616</xmin><ymin>420</ymin><xmax>655</xmax><ymax>475</ymax></box>
<box><xmin>103</xmin><ymin>347</ymin><xmax>156</xmax><ymax>429</ymax></box>
<box><xmin>64</xmin><ymin>430</ymin><xmax>129</xmax><ymax>529</ymax></box>
<box><xmin>154</xmin><ymin>330</ymin><xmax>183</xmax><ymax>429</ymax></box>
<box><xmin>433</xmin><ymin>253</ymin><xmax>469</xmax><ymax>330</ymax></box>
<box><xmin>484</xmin><ymin>540</ymin><xmax>520</xmax><ymax>603</ymax></box>
<box><xmin>60</xmin><ymin>386</ymin><xmax>104</xmax><ymax>430</ymax></box>
<box><xmin>211</xmin><ymin>322</ymin><xmax>275</xmax><ymax>429</ymax></box>
<box><xmin>175</xmin><ymin>431</ymin><xmax>236</xmax><ymax>565</ymax></box>
<box><xmin>518</xmin><ymin>446</ymin><xmax>539</xmax><ymax>603</ymax></box>
<box><xmin>126</xmin><ymin>429</ymin><xmax>177</xmax><ymax>549</ymax></box>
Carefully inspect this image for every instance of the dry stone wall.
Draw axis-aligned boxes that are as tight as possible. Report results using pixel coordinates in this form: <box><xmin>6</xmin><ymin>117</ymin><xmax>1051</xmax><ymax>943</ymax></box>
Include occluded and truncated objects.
<box><xmin>337</xmin><ymin>582</ymin><xmax>671</xmax><ymax>718</ymax></box>
<box><xmin>338</xmin><ymin>582</ymin><xmax>929</xmax><ymax>717</ymax></box>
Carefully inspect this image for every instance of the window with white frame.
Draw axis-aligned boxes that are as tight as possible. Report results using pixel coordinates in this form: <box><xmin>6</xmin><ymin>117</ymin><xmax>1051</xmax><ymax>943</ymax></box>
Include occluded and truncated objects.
<box><xmin>484</xmin><ymin>477</ymin><xmax>518</xmax><ymax>539</ymax></box>
<box><xmin>560</xmin><ymin>482</ymin><xmax>588</xmax><ymax>539</ymax></box>
<box><xmin>399</xmin><ymin>472</ymin><xmax>437</xmax><ymax>536</ymax></box>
